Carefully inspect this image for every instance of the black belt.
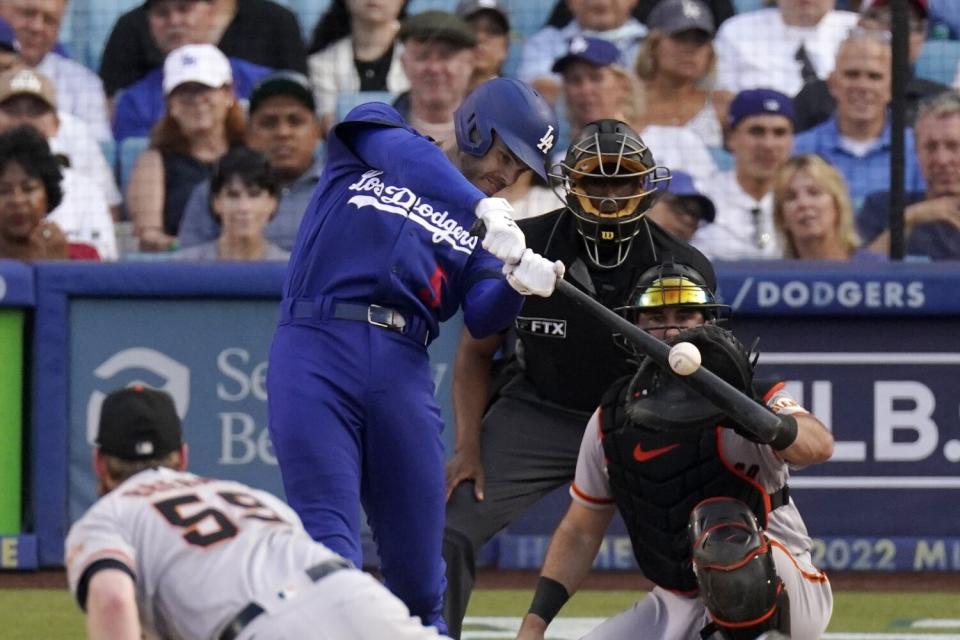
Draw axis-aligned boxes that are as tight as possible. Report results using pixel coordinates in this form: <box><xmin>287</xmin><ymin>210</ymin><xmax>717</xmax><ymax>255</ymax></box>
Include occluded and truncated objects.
<box><xmin>281</xmin><ymin>297</ymin><xmax>430</xmax><ymax>346</ymax></box>
<box><xmin>218</xmin><ymin>557</ymin><xmax>353</xmax><ymax>640</ymax></box>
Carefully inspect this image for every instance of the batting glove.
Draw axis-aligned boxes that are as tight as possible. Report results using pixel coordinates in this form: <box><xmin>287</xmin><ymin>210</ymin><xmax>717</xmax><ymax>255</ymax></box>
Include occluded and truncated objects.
<box><xmin>503</xmin><ymin>249</ymin><xmax>566</xmax><ymax>297</ymax></box>
<box><xmin>475</xmin><ymin>197</ymin><xmax>525</xmax><ymax>265</ymax></box>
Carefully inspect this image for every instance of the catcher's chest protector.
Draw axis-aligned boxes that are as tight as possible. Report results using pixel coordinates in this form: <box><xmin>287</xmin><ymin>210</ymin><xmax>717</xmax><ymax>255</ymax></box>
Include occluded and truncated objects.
<box><xmin>599</xmin><ymin>378</ymin><xmax>778</xmax><ymax>593</ymax></box>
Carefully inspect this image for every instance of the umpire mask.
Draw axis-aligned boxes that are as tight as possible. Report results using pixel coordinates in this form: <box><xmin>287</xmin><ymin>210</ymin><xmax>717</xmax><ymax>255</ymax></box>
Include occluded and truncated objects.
<box><xmin>557</xmin><ymin>119</ymin><xmax>668</xmax><ymax>270</ymax></box>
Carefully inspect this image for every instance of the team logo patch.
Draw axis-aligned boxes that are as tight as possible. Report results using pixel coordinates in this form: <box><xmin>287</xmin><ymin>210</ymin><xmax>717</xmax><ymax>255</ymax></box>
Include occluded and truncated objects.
<box><xmin>516</xmin><ymin>316</ymin><xmax>566</xmax><ymax>337</ymax></box>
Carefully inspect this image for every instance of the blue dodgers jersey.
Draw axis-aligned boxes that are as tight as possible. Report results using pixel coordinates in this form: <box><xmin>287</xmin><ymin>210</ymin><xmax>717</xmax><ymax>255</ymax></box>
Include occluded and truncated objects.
<box><xmin>283</xmin><ymin>103</ymin><xmax>504</xmax><ymax>339</ymax></box>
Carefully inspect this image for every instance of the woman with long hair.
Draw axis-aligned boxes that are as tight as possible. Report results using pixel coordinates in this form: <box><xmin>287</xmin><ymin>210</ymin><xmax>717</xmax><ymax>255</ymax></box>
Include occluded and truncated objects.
<box><xmin>126</xmin><ymin>44</ymin><xmax>245</xmax><ymax>251</ymax></box>
<box><xmin>634</xmin><ymin>0</ymin><xmax>732</xmax><ymax>148</ymax></box>
<box><xmin>773</xmin><ymin>154</ymin><xmax>881</xmax><ymax>260</ymax></box>
<box><xmin>307</xmin><ymin>0</ymin><xmax>410</xmax><ymax>137</ymax></box>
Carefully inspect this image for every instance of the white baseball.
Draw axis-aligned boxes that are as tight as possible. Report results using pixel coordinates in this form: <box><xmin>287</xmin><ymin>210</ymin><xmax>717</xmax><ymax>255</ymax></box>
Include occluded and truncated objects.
<box><xmin>668</xmin><ymin>341</ymin><xmax>701</xmax><ymax>376</ymax></box>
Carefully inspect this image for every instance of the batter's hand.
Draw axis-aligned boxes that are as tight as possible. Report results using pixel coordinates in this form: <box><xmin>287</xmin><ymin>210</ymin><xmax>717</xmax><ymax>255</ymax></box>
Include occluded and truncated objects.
<box><xmin>444</xmin><ymin>444</ymin><xmax>485</xmax><ymax>502</ymax></box>
<box><xmin>503</xmin><ymin>249</ymin><xmax>565</xmax><ymax>297</ymax></box>
<box><xmin>475</xmin><ymin>197</ymin><xmax>525</xmax><ymax>264</ymax></box>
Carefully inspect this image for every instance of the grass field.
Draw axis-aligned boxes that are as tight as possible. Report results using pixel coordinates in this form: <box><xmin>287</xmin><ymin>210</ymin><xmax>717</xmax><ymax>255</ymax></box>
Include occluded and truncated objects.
<box><xmin>4</xmin><ymin>588</ymin><xmax>960</xmax><ymax>639</ymax></box>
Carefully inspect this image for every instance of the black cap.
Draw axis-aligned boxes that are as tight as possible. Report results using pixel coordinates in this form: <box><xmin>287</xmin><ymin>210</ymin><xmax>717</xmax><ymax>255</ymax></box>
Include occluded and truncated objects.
<box><xmin>249</xmin><ymin>70</ymin><xmax>316</xmax><ymax>114</ymax></box>
<box><xmin>97</xmin><ymin>386</ymin><xmax>183</xmax><ymax>460</ymax></box>
<box><xmin>646</xmin><ymin>0</ymin><xmax>715</xmax><ymax>36</ymax></box>
<box><xmin>399</xmin><ymin>11</ymin><xmax>477</xmax><ymax>48</ymax></box>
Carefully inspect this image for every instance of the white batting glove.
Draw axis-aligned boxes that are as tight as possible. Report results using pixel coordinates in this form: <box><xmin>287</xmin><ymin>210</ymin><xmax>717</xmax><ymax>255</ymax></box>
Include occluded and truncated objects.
<box><xmin>503</xmin><ymin>249</ymin><xmax>566</xmax><ymax>297</ymax></box>
<box><xmin>475</xmin><ymin>197</ymin><xmax>525</xmax><ymax>265</ymax></box>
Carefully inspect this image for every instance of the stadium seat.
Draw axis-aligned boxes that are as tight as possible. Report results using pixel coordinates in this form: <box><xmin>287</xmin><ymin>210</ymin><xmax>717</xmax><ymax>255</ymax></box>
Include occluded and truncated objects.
<box><xmin>707</xmin><ymin>146</ymin><xmax>734</xmax><ymax>173</ymax></box>
<box><xmin>100</xmin><ymin>138</ymin><xmax>117</xmax><ymax>184</ymax></box>
<box><xmin>119</xmin><ymin>137</ymin><xmax>150</xmax><ymax>194</ymax></box>
<box><xmin>504</xmin><ymin>0</ymin><xmax>553</xmax><ymax>38</ymax></box>
<box><xmin>67</xmin><ymin>0</ymin><xmax>142</xmax><ymax>71</ymax></box>
<box><xmin>335</xmin><ymin>91</ymin><xmax>396</xmax><ymax>123</ymax></box>
<box><xmin>732</xmin><ymin>0</ymin><xmax>764</xmax><ymax>13</ymax></box>
<box><xmin>406</xmin><ymin>0</ymin><xmax>456</xmax><ymax>14</ymax></box>
<box><xmin>284</xmin><ymin>0</ymin><xmax>332</xmax><ymax>40</ymax></box>
<box><xmin>915</xmin><ymin>39</ymin><xmax>960</xmax><ymax>87</ymax></box>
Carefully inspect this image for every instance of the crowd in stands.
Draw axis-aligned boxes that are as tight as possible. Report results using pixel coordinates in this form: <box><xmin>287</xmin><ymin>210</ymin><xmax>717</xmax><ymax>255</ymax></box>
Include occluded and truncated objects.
<box><xmin>0</xmin><ymin>0</ymin><xmax>957</xmax><ymax>263</ymax></box>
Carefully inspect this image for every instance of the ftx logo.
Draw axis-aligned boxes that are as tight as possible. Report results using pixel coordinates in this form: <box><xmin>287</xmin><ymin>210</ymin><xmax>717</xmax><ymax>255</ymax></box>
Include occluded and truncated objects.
<box><xmin>516</xmin><ymin>316</ymin><xmax>567</xmax><ymax>338</ymax></box>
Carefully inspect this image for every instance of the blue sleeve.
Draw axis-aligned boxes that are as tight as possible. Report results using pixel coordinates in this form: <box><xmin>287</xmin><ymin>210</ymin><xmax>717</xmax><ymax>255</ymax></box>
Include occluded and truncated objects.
<box><xmin>331</xmin><ymin>103</ymin><xmax>486</xmax><ymax>216</ymax></box>
<box><xmin>792</xmin><ymin>129</ymin><xmax>815</xmax><ymax>155</ymax></box>
<box><xmin>857</xmin><ymin>192</ymin><xmax>888</xmax><ymax>243</ymax></box>
<box><xmin>462</xmin><ymin>275</ymin><xmax>524</xmax><ymax>338</ymax></box>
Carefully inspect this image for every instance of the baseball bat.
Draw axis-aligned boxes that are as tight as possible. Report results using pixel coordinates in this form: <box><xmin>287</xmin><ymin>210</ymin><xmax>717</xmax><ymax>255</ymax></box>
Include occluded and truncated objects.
<box><xmin>553</xmin><ymin>278</ymin><xmax>783</xmax><ymax>443</ymax></box>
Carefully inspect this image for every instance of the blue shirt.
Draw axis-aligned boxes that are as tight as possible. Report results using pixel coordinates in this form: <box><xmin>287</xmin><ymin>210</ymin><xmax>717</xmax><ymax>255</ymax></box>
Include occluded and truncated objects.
<box><xmin>858</xmin><ymin>190</ymin><xmax>960</xmax><ymax>261</ymax></box>
<box><xmin>793</xmin><ymin>115</ymin><xmax>925</xmax><ymax>210</ymax></box>
<box><xmin>284</xmin><ymin>103</ymin><xmax>522</xmax><ymax>342</ymax></box>
<box><xmin>112</xmin><ymin>57</ymin><xmax>272</xmax><ymax>142</ymax></box>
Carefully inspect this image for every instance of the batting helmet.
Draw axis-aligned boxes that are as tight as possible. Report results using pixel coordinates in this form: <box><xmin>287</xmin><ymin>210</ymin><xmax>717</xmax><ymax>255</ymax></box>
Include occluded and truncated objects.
<box><xmin>454</xmin><ymin>77</ymin><xmax>558</xmax><ymax>181</ymax></box>
<box><xmin>557</xmin><ymin>119</ymin><xmax>669</xmax><ymax>269</ymax></box>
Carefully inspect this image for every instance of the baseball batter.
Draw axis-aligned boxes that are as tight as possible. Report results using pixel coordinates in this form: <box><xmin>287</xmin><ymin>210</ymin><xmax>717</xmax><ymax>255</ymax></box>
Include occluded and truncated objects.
<box><xmin>66</xmin><ymin>386</ymin><xmax>449</xmax><ymax>640</ymax></box>
<box><xmin>515</xmin><ymin>264</ymin><xmax>835</xmax><ymax>640</ymax></box>
<box><xmin>266</xmin><ymin>77</ymin><xmax>562</xmax><ymax>634</ymax></box>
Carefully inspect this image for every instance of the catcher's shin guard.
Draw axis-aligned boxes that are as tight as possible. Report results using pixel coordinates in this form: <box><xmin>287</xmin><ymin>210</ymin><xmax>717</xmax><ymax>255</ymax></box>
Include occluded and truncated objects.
<box><xmin>689</xmin><ymin>497</ymin><xmax>790</xmax><ymax>640</ymax></box>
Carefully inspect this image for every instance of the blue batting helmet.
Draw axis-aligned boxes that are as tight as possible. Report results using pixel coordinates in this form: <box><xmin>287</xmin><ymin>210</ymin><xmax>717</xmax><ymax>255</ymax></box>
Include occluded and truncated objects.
<box><xmin>454</xmin><ymin>77</ymin><xmax>558</xmax><ymax>181</ymax></box>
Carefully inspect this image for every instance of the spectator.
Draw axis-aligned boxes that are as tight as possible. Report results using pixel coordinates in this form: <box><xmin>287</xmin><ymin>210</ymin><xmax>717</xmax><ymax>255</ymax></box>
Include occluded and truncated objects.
<box><xmin>518</xmin><ymin>0</ymin><xmax>646</xmax><ymax>104</ymax></box>
<box><xmin>174</xmin><ymin>147</ymin><xmax>288</xmax><ymax>260</ymax></box>
<box><xmin>858</xmin><ymin>91</ymin><xmax>960</xmax><ymax>260</ymax></box>
<box><xmin>457</xmin><ymin>0</ymin><xmax>510</xmax><ymax>93</ymax></box>
<box><xmin>793</xmin><ymin>29</ymin><xmax>924</xmax><ymax>208</ymax></box>
<box><xmin>0</xmin><ymin>68</ymin><xmax>122</xmax><ymax>223</ymax></box>
<box><xmin>393</xmin><ymin>11</ymin><xmax>477</xmax><ymax>151</ymax></box>
<box><xmin>691</xmin><ymin>88</ymin><xmax>794</xmax><ymax>259</ymax></box>
<box><xmin>645</xmin><ymin>170</ymin><xmax>716</xmax><ymax>241</ymax></box>
<box><xmin>178</xmin><ymin>70</ymin><xmax>323</xmax><ymax>250</ymax></box>
<box><xmin>112</xmin><ymin>9</ymin><xmax>271</xmax><ymax>142</ymax></box>
<box><xmin>713</xmin><ymin>0</ymin><xmax>857</xmax><ymax>97</ymax></box>
<box><xmin>0</xmin><ymin>126</ymin><xmax>100</xmax><ymax>260</ymax></box>
<box><xmin>0</xmin><ymin>18</ymin><xmax>19</xmax><ymax>73</ymax></box>
<box><xmin>5</xmin><ymin>0</ymin><xmax>111</xmax><ymax>142</ymax></box>
<box><xmin>635</xmin><ymin>0</ymin><xmax>732</xmax><ymax>148</ymax></box>
<box><xmin>126</xmin><ymin>44</ymin><xmax>245</xmax><ymax>251</ymax></box>
<box><xmin>100</xmin><ymin>0</ymin><xmax>306</xmax><ymax>99</ymax></box>
<box><xmin>773</xmin><ymin>154</ymin><xmax>882</xmax><ymax>260</ymax></box>
<box><xmin>543</xmin><ymin>0</ymin><xmax>735</xmax><ymax>31</ymax></box>
<box><xmin>554</xmin><ymin>36</ymin><xmax>717</xmax><ymax>186</ymax></box>
<box><xmin>307</xmin><ymin>0</ymin><xmax>409</xmax><ymax>138</ymax></box>
<box><xmin>793</xmin><ymin>0</ymin><xmax>949</xmax><ymax>132</ymax></box>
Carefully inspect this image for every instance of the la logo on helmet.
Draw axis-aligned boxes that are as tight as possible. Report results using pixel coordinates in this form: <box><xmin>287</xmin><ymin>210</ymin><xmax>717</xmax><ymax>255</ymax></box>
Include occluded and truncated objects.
<box><xmin>537</xmin><ymin>125</ymin><xmax>555</xmax><ymax>154</ymax></box>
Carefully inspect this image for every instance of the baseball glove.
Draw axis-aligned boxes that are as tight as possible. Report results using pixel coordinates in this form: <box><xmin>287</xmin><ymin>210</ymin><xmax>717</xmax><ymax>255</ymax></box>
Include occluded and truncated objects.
<box><xmin>624</xmin><ymin>324</ymin><xmax>757</xmax><ymax>433</ymax></box>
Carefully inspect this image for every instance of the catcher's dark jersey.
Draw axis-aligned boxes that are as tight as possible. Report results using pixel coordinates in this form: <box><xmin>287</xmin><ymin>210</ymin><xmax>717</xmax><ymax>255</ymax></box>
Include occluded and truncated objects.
<box><xmin>507</xmin><ymin>210</ymin><xmax>715</xmax><ymax>412</ymax></box>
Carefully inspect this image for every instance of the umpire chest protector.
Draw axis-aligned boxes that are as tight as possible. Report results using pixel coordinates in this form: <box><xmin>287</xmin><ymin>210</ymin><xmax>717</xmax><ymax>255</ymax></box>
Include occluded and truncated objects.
<box><xmin>599</xmin><ymin>376</ymin><xmax>785</xmax><ymax>593</ymax></box>
<box><xmin>513</xmin><ymin>212</ymin><xmax>715</xmax><ymax>412</ymax></box>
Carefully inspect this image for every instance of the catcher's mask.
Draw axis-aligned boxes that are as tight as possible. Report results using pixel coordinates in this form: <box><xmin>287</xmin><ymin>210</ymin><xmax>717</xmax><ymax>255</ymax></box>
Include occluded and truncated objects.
<box><xmin>624</xmin><ymin>324</ymin><xmax>756</xmax><ymax>432</ymax></box>
<box><xmin>555</xmin><ymin>119</ymin><xmax>669</xmax><ymax>269</ymax></box>
<box><xmin>613</xmin><ymin>261</ymin><xmax>729</xmax><ymax>353</ymax></box>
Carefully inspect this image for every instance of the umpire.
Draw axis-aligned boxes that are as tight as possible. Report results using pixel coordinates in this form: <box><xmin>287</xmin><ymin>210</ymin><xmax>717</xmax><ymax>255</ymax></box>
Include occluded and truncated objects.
<box><xmin>442</xmin><ymin>119</ymin><xmax>714</xmax><ymax>638</ymax></box>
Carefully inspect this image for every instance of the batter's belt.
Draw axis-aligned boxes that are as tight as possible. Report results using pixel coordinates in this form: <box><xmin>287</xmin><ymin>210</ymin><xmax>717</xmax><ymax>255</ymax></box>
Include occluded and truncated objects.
<box><xmin>218</xmin><ymin>556</ymin><xmax>353</xmax><ymax>640</ymax></box>
<box><xmin>280</xmin><ymin>296</ymin><xmax>431</xmax><ymax>345</ymax></box>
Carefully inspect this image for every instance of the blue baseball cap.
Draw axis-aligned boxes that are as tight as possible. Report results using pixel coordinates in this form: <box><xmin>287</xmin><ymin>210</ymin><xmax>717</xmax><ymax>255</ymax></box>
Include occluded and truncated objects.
<box><xmin>726</xmin><ymin>88</ymin><xmax>795</xmax><ymax>130</ymax></box>
<box><xmin>551</xmin><ymin>36</ymin><xmax>620</xmax><ymax>73</ymax></box>
<box><xmin>0</xmin><ymin>18</ymin><xmax>18</xmax><ymax>52</ymax></box>
<box><xmin>667</xmin><ymin>170</ymin><xmax>715</xmax><ymax>223</ymax></box>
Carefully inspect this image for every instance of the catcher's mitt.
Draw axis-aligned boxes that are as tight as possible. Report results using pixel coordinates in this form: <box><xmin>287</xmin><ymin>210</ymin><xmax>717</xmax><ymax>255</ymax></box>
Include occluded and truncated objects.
<box><xmin>624</xmin><ymin>324</ymin><xmax>757</xmax><ymax>432</ymax></box>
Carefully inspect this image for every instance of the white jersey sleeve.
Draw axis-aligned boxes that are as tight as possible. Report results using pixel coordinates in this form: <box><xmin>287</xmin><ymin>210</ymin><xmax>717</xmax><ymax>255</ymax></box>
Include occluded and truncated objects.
<box><xmin>65</xmin><ymin>468</ymin><xmax>340</xmax><ymax>640</ymax></box>
<box><xmin>570</xmin><ymin>408</ymin><xmax>617</xmax><ymax>510</ymax></box>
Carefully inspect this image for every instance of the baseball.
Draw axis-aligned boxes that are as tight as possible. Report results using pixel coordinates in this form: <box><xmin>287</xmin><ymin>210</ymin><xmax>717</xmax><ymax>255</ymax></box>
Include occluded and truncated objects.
<box><xmin>668</xmin><ymin>341</ymin><xmax>701</xmax><ymax>376</ymax></box>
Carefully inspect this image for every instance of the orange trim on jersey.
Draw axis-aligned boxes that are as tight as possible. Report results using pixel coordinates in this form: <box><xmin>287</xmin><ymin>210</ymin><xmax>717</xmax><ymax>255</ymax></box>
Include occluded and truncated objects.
<box><xmin>762</xmin><ymin>382</ymin><xmax>786</xmax><ymax>403</ymax></box>
<box><xmin>769</xmin><ymin>538</ymin><xmax>830</xmax><ymax>583</ymax></box>
<box><xmin>571</xmin><ymin>482</ymin><xmax>615</xmax><ymax>506</ymax></box>
<box><xmin>714</xmin><ymin>427</ymin><xmax>772</xmax><ymax>516</ymax></box>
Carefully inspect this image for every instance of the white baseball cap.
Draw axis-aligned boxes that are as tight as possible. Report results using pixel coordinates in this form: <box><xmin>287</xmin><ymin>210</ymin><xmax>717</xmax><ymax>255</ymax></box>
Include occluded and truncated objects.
<box><xmin>162</xmin><ymin>44</ymin><xmax>233</xmax><ymax>96</ymax></box>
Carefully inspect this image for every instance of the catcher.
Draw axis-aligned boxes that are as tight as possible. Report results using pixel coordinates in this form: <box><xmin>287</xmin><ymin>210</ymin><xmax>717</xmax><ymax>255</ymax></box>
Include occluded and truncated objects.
<box><xmin>515</xmin><ymin>262</ymin><xmax>835</xmax><ymax>640</ymax></box>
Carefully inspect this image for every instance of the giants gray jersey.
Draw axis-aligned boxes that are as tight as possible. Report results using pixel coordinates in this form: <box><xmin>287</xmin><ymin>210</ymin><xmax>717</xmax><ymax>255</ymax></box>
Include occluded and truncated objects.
<box><xmin>65</xmin><ymin>468</ymin><xmax>340</xmax><ymax>640</ymax></box>
<box><xmin>571</xmin><ymin>384</ymin><xmax>815</xmax><ymax>557</ymax></box>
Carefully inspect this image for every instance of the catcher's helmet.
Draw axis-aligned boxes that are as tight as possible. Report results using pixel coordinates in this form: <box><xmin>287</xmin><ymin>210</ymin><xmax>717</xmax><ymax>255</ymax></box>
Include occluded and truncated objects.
<box><xmin>557</xmin><ymin>119</ymin><xmax>669</xmax><ymax>269</ymax></box>
<box><xmin>616</xmin><ymin>260</ymin><xmax>728</xmax><ymax>325</ymax></box>
<box><xmin>454</xmin><ymin>77</ymin><xmax>558</xmax><ymax>181</ymax></box>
